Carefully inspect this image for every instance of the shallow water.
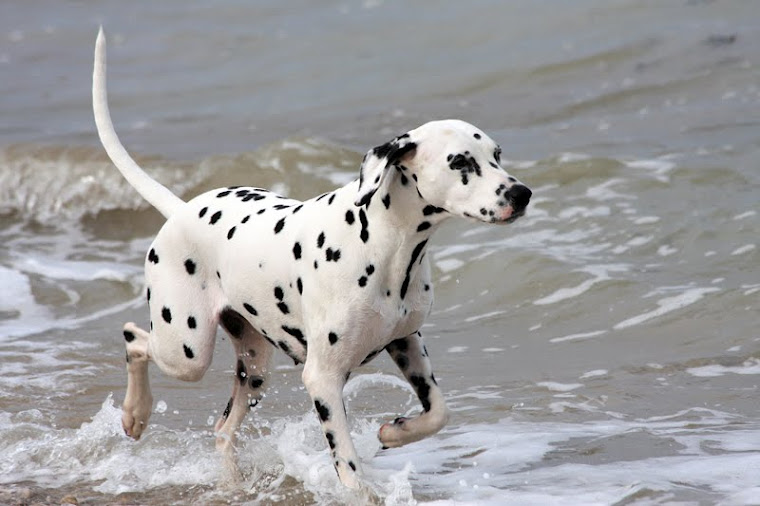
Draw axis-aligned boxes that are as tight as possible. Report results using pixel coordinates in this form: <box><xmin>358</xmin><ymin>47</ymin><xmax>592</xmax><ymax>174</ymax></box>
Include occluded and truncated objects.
<box><xmin>1</xmin><ymin>1</ymin><xmax>759</xmax><ymax>504</ymax></box>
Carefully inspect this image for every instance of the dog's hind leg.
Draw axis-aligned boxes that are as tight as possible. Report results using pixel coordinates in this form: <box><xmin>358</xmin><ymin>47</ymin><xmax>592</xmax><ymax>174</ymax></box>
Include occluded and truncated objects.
<box><xmin>214</xmin><ymin>308</ymin><xmax>273</xmax><ymax>478</ymax></box>
<box><xmin>379</xmin><ymin>331</ymin><xmax>449</xmax><ymax>448</ymax></box>
<box><xmin>121</xmin><ymin>322</ymin><xmax>153</xmax><ymax>439</ymax></box>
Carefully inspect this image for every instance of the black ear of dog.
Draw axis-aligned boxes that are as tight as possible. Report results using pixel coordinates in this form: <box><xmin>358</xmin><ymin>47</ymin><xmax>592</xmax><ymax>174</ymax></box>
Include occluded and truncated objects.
<box><xmin>355</xmin><ymin>134</ymin><xmax>417</xmax><ymax>207</ymax></box>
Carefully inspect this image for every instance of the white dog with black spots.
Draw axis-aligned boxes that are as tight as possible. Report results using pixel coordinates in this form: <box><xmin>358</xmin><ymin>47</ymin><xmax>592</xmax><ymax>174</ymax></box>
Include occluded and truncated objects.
<box><xmin>92</xmin><ymin>28</ymin><xmax>531</xmax><ymax>489</ymax></box>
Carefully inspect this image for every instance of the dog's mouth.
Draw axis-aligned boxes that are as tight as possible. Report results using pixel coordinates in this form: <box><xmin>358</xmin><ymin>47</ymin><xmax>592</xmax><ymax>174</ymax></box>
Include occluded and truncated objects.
<box><xmin>503</xmin><ymin>208</ymin><xmax>526</xmax><ymax>223</ymax></box>
<box><xmin>496</xmin><ymin>205</ymin><xmax>526</xmax><ymax>224</ymax></box>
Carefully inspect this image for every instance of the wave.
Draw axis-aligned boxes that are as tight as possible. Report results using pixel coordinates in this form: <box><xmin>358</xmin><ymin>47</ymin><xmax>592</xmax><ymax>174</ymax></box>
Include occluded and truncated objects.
<box><xmin>0</xmin><ymin>138</ymin><xmax>360</xmax><ymax>225</ymax></box>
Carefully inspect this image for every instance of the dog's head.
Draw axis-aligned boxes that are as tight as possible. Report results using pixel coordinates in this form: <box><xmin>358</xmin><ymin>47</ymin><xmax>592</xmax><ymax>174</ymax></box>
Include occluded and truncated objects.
<box><xmin>355</xmin><ymin>119</ymin><xmax>531</xmax><ymax>224</ymax></box>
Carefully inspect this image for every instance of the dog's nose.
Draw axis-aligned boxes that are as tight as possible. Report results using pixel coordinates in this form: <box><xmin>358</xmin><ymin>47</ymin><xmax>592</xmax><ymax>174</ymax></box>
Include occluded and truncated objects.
<box><xmin>507</xmin><ymin>184</ymin><xmax>532</xmax><ymax>210</ymax></box>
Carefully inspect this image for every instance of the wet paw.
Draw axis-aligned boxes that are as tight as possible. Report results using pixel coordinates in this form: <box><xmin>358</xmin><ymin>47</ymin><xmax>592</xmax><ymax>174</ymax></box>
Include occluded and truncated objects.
<box><xmin>378</xmin><ymin>416</ymin><xmax>411</xmax><ymax>449</ymax></box>
<box><xmin>121</xmin><ymin>396</ymin><xmax>152</xmax><ymax>440</ymax></box>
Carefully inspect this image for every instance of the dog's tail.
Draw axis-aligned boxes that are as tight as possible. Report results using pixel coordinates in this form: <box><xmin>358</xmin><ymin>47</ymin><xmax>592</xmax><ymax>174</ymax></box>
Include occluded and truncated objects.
<box><xmin>92</xmin><ymin>27</ymin><xmax>184</xmax><ymax>219</ymax></box>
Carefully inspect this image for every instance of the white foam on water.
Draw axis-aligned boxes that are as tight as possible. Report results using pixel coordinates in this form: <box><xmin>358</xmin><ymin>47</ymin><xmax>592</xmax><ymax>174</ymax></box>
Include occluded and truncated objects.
<box><xmin>731</xmin><ymin>244</ymin><xmax>756</xmax><ymax>256</ymax></box>
<box><xmin>0</xmin><ymin>266</ymin><xmax>51</xmax><ymax>339</ymax></box>
<box><xmin>1</xmin><ymin>391</ymin><xmax>758</xmax><ymax>504</ymax></box>
<box><xmin>533</xmin><ymin>264</ymin><xmax>628</xmax><ymax>305</ymax></box>
<box><xmin>13</xmin><ymin>257</ymin><xmax>140</xmax><ymax>283</ymax></box>
<box><xmin>732</xmin><ymin>210</ymin><xmax>756</xmax><ymax>220</ymax></box>
<box><xmin>536</xmin><ymin>382</ymin><xmax>584</xmax><ymax>392</ymax></box>
<box><xmin>686</xmin><ymin>358</ymin><xmax>760</xmax><ymax>378</ymax></box>
<box><xmin>614</xmin><ymin>287</ymin><xmax>720</xmax><ymax>330</ymax></box>
<box><xmin>632</xmin><ymin>215</ymin><xmax>660</xmax><ymax>225</ymax></box>
<box><xmin>623</xmin><ymin>158</ymin><xmax>677</xmax><ymax>183</ymax></box>
<box><xmin>579</xmin><ymin>369</ymin><xmax>608</xmax><ymax>379</ymax></box>
<box><xmin>464</xmin><ymin>310</ymin><xmax>506</xmax><ymax>323</ymax></box>
<box><xmin>549</xmin><ymin>329</ymin><xmax>607</xmax><ymax>344</ymax></box>
<box><xmin>435</xmin><ymin>258</ymin><xmax>466</xmax><ymax>274</ymax></box>
<box><xmin>585</xmin><ymin>178</ymin><xmax>637</xmax><ymax>202</ymax></box>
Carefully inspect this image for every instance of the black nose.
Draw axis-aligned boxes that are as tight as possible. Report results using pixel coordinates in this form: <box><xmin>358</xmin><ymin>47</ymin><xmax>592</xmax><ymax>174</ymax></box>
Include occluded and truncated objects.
<box><xmin>507</xmin><ymin>184</ymin><xmax>532</xmax><ymax>210</ymax></box>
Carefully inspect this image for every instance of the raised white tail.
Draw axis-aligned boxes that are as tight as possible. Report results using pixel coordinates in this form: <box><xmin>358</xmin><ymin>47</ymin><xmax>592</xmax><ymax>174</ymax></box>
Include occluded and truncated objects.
<box><xmin>92</xmin><ymin>27</ymin><xmax>184</xmax><ymax>219</ymax></box>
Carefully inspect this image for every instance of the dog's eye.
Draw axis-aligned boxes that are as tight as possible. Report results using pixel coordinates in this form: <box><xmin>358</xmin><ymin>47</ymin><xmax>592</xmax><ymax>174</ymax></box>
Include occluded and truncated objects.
<box><xmin>494</xmin><ymin>148</ymin><xmax>502</xmax><ymax>164</ymax></box>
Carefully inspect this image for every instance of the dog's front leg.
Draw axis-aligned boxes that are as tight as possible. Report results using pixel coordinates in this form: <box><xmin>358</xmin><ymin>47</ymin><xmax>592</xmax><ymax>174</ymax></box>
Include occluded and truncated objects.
<box><xmin>302</xmin><ymin>358</ymin><xmax>361</xmax><ymax>489</ymax></box>
<box><xmin>379</xmin><ymin>331</ymin><xmax>449</xmax><ymax>448</ymax></box>
<box><xmin>121</xmin><ymin>322</ymin><xmax>153</xmax><ymax>439</ymax></box>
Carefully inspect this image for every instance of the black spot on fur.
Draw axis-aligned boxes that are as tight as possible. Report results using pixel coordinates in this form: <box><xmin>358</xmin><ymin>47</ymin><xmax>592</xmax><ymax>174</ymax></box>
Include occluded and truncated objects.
<box><xmin>292</xmin><ymin>242</ymin><xmax>302</xmax><ymax>260</ymax></box>
<box><xmin>282</xmin><ymin>325</ymin><xmax>307</xmax><ymax>347</ymax></box>
<box><xmin>474</xmin><ymin>132</ymin><xmax>481</xmax><ymax>139</ymax></box>
<box><xmin>183</xmin><ymin>344</ymin><xmax>195</xmax><ymax>359</ymax></box>
<box><xmin>243</xmin><ymin>303</ymin><xmax>257</xmax><ymax>316</ymax></box>
<box><xmin>123</xmin><ymin>330</ymin><xmax>135</xmax><ymax>342</ymax></box>
<box><xmin>187</xmin><ymin>316</ymin><xmax>196</xmax><ymax>329</ymax></box>
<box><xmin>349</xmin><ymin>461</ymin><xmax>356</xmax><ymax>472</ymax></box>
<box><xmin>293</xmin><ymin>204</ymin><xmax>303</xmax><ymax>214</ymax></box>
<box><xmin>410</xmin><ymin>375</ymin><xmax>431</xmax><ymax>412</ymax></box>
<box><xmin>220</xmin><ymin>307</ymin><xmax>245</xmax><ymax>338</ymax></box>
<box><xmin>148</xmin><ymin>248</ymin><xmax>159</xmax><ymax>264</ymax></box>
<box><xmin>382</xmin><ymin>194</ymin><xmax>391</xmax><ymax>209</ymax></box>
<box><xmin>210</xmin><ymin>210</ymin><xmax>222</xmax><ymax>225</ymax></box>
<box><xmin>358</xmin><ymin>276</ymin><xmax>368</xmax><ymax>287</ymax></box>
<box><xmin>162</xmin><ymin>307</ymin><xmax>172</xmax><ymax>324</ymax></box>
<box><xmin>345</xmin><ymin>210</ymin><xmax>355</xmax><ymax>225</ymax></box>
<box><xmin>423</xmin><ymin>205</ymin><xmax>446</xmax><ymax>216</ymax></box>
<box><xmin>277</xmin><ymin>302</ymin><xmax>290</xmax><ymax>315</ymax></box>
<box><xmin>297</xmin><ymin>277</ymin><xmax>303</xmax><ymax>294</ymax></box>
<box><xmin>249</xmin><ymin>376</ymin><xmax>264</xmax><ymax>389</ymax></box>
<box><xmin>227</xmin><ymin>226</ymin><xmax>236</xmax><ymax>240</ymax></box>
<box><xmin>314</xmin><ymin>399</ymin><xmax>330</xmax><ymax>422</ymax></box>
<box><xmin>400</xmin><ymin>173</ymin><xmax>409</xmax><ymax>186</ymax></box>
<box><xmin>222</xmin><ymin>397</ymin><xmax>232</xmax><ymax>420</ymax></box>
<box><xmin>317</xmin><ymin>232</ymin><xmax>325</xmax><ymax>249</ymax></box>
<box><xmin>326</xmin><ymin>431</ymin><xmax>336</xmax><ymax>449</ymax></box>
<box><xmin>184</xmin><ymin>259</ymin><xmax>196</xmax><ymax>275</ymax></box>
<box><xmin>328</xmin><ymin>332</ymin><xmax>338</xmax><ymax>345</ymax></box>
<box><xmin>316</xmin><ymin>192</ymin><xmax>329</xmax><ymax>201</ymax></box>
<box><xmin>274</xmin><ymin>287</ymin><xmax>284</xmax><ymax>300</ymax></box>
<box><xmin>326</xmin><ymin>248</ymin><xmax>341</xmax><ymax>262</ymax></box>
<box><xmin>359</xmin><ymin>209</ymin><xmax>369</xmax><ymax>243</ymax></box>
<box><xmin>146</xmin><ymin>287</ymin><xmax>151</xmax><ymax>302</ymax></box>
<box><xmin>328</xmin><ymin>194</ymin><xmax>336</xmax><ymax>205</ymax></box>
<box><xmin>400</xmin><ymin>239</ymin><xmax>428</xmax><ymax>300</ymax></box>
<box><xmin>198</xmin><ymin>207</ymin><xmax>208</xmax><ymax>218</ymax></box>
<box><xmin>387</xmin><ymin>337</ymin><xmax>409</xmax><ymax>352</ymax></box>
<box><xmin>274</xmin><ymin>217</ymin><xmax>286</xmax><ymax>234</ymax></box>
<box><xmin>217</xmin><ymin>190</ymin><xmax>231</xmax><ymax>198</ymax></box>
<box><xmin>417</xmin><ymin>221</ymin><xmax>431</xmax><ymax>232</ymax></box>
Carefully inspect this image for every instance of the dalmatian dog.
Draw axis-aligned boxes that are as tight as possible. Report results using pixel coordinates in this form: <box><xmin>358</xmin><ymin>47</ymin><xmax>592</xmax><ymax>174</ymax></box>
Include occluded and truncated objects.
<box><xmin>92</xmin><ymin>28</ymin><xmax>531</xmax><ymax>489</ymax></box>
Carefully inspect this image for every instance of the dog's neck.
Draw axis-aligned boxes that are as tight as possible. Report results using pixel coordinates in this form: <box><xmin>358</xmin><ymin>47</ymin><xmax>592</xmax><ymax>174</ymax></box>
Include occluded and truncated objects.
<box><xmin>349</xmin><ymin>167</ymin><xmax>450</xmax><ymax>298</ymax></box>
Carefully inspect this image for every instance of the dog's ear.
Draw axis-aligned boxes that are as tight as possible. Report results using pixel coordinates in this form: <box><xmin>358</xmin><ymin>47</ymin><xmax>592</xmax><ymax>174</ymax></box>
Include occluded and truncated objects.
<box><xmin>355</xmin><ymin>134</ymin><xmax>417</xmax><ymax>207</ymax></box>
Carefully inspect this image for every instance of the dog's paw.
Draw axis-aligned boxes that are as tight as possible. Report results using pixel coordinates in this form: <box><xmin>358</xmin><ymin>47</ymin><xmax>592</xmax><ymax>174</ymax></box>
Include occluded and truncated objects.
<box><xmin>122</xmin><ymin>396</ymin><xmax>152</xmax><ymax>440</ymax></box>
<box><xmin>377</xmin><ymin>416</ymin><xmax>411</xmax><ymax>449</ymax></box>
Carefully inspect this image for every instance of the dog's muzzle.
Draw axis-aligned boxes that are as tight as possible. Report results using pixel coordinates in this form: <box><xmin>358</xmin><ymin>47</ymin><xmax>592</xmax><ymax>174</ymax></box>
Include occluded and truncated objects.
<box><xmin>507</xmin><ymin>184</ymin><xmax>532</xmax><ymax>214</ymax></box>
